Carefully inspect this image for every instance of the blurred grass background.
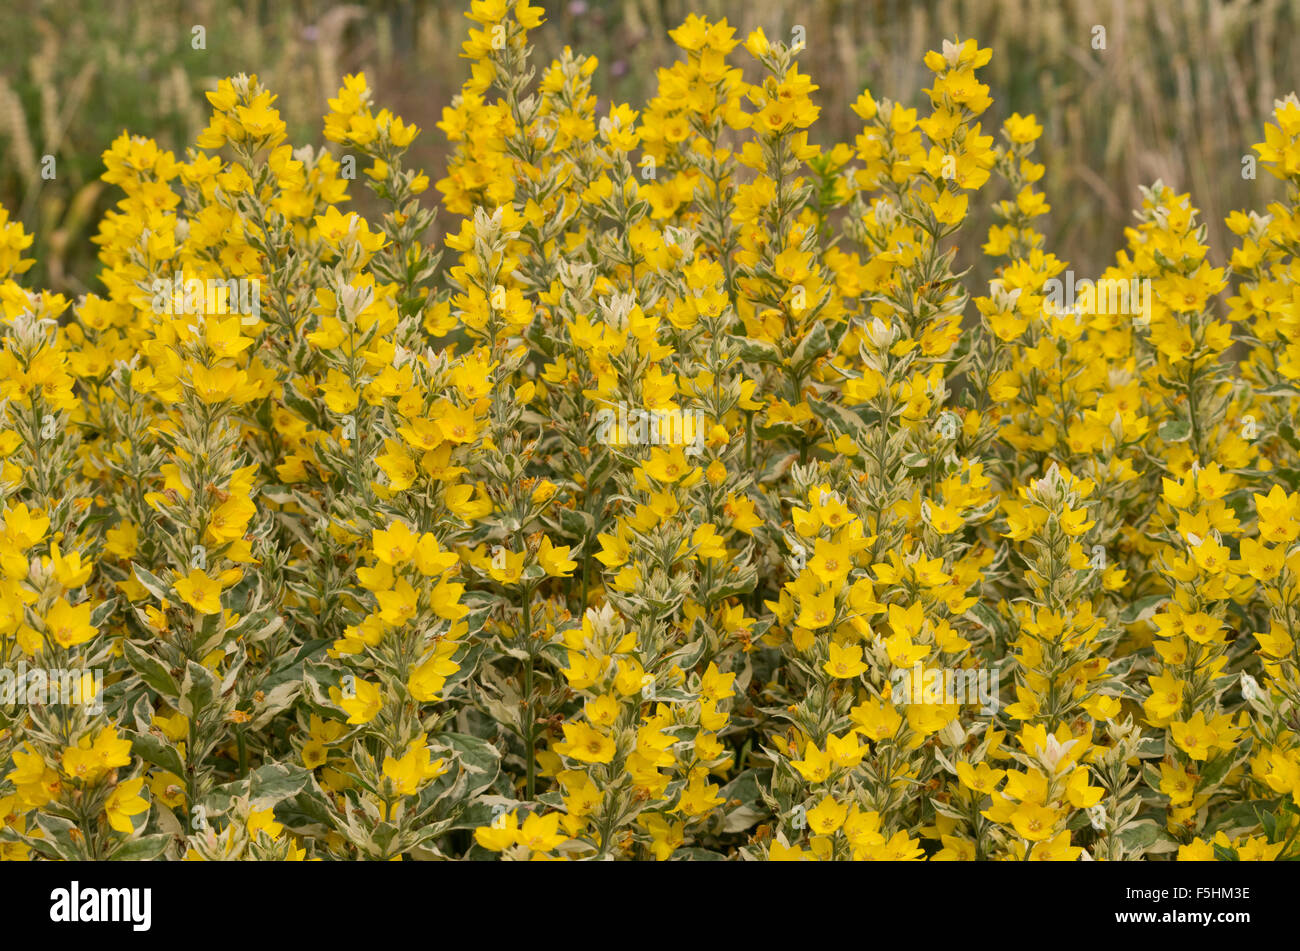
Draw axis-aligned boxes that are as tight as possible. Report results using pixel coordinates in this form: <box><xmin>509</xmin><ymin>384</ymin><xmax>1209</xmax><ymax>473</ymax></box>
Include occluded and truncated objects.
<box><xmin>2</xmin><ymin>0</ymin><xmax>1298</xmax><ymax>293</ymax></box>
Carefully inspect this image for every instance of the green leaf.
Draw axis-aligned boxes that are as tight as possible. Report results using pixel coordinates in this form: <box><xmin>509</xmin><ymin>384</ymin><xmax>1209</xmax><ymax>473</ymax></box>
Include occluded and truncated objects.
<box><xmin>791</xmin><ymin>322</ymin><xmax>832</xmax><ymax>368</ymax></box>
<box><xmin>738</xmin><ymin>338</ymin><xmax>781</xmax><ymax>364</ymax></box>
<box><xmin>807</xmin><ymin>395</ymin><xmax>867</xmax><ymax>441</ymax></box>
<box><xmin>1119</xmin><ymin>594</ymin><xmax>1166</xmax><ymax>625</ymax></box>
<box><xmin>1116</xmin><ymin>821</ymin><xmax>1160</xmax><ymax>855</ymax></box>
<box><xmin>129</xmin><ymin>730</ymin><xmax>187</xmax><ymax>777</ymax></box>
<box><xmin>967</xmin><ymin>601</ymin><xmax>1009</xmax><ymax>641</ymax></box>
<box><xmin>248</xmin><ymin>763</ymin><xmax>312</xmax><ymax>809</ymax></box>
<box><xmin>122</xmin><ymin>639</ymin><xmax>180</xmax><ymax>698</ymax></box>
<box><xmin>90</xmin><ymin>597</ymin><xmax>119</xmax><ymax>629</ymax></box>
<box><xmin>248</xmin><ymin>680</ymin><xmax>301</xmax><ymax>729</ymax></box>
<box><xmin>178</xmin><ymin>660</ymin><xmax>219</xmax><ymax>719</ymax></box>
<box><xmin>669</xmin><ymin>847</ymin><xmax>727</xmax><ymax>860</ymax></box>
<box><xmin>1260</xmin><ymin>383</ymin><xmax>1300</xmax><ymax>399</ymax></box>
<box><xmin>30</xmin><ymin>813</ymin><xmax>85</xmax><ymax>860</ymax></box>
<box><xmin>203</xmin><ymin>764</ymin><xmax>312</xmax><ymax>819</ymax></box>
<box><xmin>277</xmin><ymin>784</ymin><xmax>339</xmax><ymax>834</ymax></box>
<box><xmin>459</xmin><ymin>604</ymin><xmax>494</xmax><ymax>640</ymax></box>
<box><xmin>1207</xmin><ymin>798</ymin><xmax>1278</xmax><ymax>836</ymax></box>
<box><xmin>1135</xmin><ymin>735</ymin><xmax>1167</xmax><ymax>759</ymax></box>
<box><xmin>557</xmin><ymin>506</ymin><xmax>595</xmax><ymax>540</ymax></box>
<box><xmin>664</xmin><ymin>635</ymin><xmax>710</xmax><ymax>670</ymax></box>
<box><xmin>132</xmin><ymin>563</ymin><xmax>172</xmax><ymax>603</ymax></box>
<box><xmin>442</xmin><ymin>733</ymin><xmax>500</xmax><ymax>791</ymax></box>
<box><xmin>447</xmin><ymin>800</ymin><xmax>494</xmax><ymax>833</ymax></box>
<box><xmin>1157</xmin><ymin>419</ymin><xmax>1191</xmax><ymax>442</ymax></box>
<box><xmin>1277</xmin><ymin>419</ymin><xmax>1300</xmax><ymax>452</ymax></box>
<box><xmin>108</xmin><ymin>833</ymin><xmax>173</xmax><ymax>861</ymax></box>
<box><xmin>1197</xmin><ymin>751</ymin><xmax>1242</xmax><ymax>793</ymax></box>
<box><xmin>421</xmin><ymin>732</ymin><xmax>501</xmax><ymax>813</ymax></box>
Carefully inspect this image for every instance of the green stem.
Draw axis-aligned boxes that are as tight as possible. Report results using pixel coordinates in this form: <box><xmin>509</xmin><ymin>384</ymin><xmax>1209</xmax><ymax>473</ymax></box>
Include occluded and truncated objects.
<box><xmin>522</xmin><ymin>582</ymin><xmax>537</xmax><ymax>801</ymax></box>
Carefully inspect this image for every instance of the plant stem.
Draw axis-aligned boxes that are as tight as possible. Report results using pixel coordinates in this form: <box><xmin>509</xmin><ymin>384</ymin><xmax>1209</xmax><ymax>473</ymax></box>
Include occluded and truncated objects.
<box><xmin>522</xmin><ymin>582</ymin><xmax>536</xmax><ymax>801</ymax></box>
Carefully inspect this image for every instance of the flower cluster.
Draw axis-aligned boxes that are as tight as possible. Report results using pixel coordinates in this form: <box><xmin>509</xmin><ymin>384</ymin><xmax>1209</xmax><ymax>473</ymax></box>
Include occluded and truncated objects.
<box><xmin>2</xmin><ymin>2</ymin><xmax>1300</xmax><ymax>861</ymax></box>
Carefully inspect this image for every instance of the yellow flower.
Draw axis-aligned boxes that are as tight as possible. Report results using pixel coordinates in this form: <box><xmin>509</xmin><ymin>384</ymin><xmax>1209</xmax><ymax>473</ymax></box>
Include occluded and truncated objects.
<box><xmin>1004</xmin><ymin>112</ymin><xmax>1043</xmax><ymax>144</ymax></box>
<box><xmin>1170</xmin><ymin>711</ymin><xmax>1215</xmax><ymax>761</ymax></box>
<box><xmin>675</xmin><ymin>767</ymin><xmax>723</xmax><ymax>817</ymax></box>
<box><xmin>474</xmin><ymin>811</ymin><xmax>519</xmax><ymax>852</ymax></box>
<box><xmin>105</xmin><ymin>521</ymin><xmax>140</xmax><ymax>558</ymax></box>
<box><xmin>795</xmin><ymin>588</ymin><xmax>835</xmax><ymax>630</ymax></box>
<box><xmin>332</xmin><ymin>678</ymin><xmax>382</xmax><ymax>725</ymax></box>
<box><xmin>517</xmin><ymin>811</ymin><xmax>567</xmax><ymax>852</ymax></box>
<box><xmin>104</xmin><ymin>778</ymin><xmax>150</xmax><ymax>834</ymax></box>
<box><xmin>372</xmin><ymin>519</ymin><xmax>418</xmax><ymax>565</ymax></box>
<box><xmin>956</xmin><ymin>761</ymin><xmax>1004</xmax><ymax>794</ymax></box>
<box><xmin>823</xmin><ymin>641</ymin><xmax>867</xmax><ymax>679</ymax></box>
<box><xmin>408</xmin><ymin>644</ymin><xmax>460</xmax><ymax>702</ymax></box>
<box><xmin>638</xmin><ymin>812</ymin><xmax>685</xmax><ymax>860</ymax></box>
<box><xmin>44</xmin><ymin>596</ymin><xmax>97</xmax><ymax>649</ymax></box>
<box><xmin>174</xmin><ymin>568</ymin><xmax>224</xmax><ymax>615</ymax></box>
<box><xmin>555</xmin><ymin>722</ymin><xmax>616</xmax><ymax>764</ymax></box>
<box><xmin>62</xmin><ymin>727</ymin><xmax>132</xmax><ymax>785</ymax></box>
<box><xmin>49</xmin><ymin>542</ymin><xmax>93</xmax><ymax>588</ymax></box>
<box><xmin>642</xmin><ymin>446</ymin><xmax>694</xmax><ymax>484</ymax></box>
<box><xmin>537</xmin><ymin>536</ymin><xmax>577</xmax><ymax>576</ymax></box>
<box><xmin>190</xmin><ymin>364</ymin><xmax>258</xmax><ymax>405</ymax></box>
<box><xmin>1010</xmin><ymin>802</ymin><xmax>1059</xmax><ymax>842</ymax></box>
<box><xmin>3</xmin><ymin>502</ymin><xmax>48</xmax><ymax>548</ymax></box>
<box><xmin>382</xmin><ymin>739</ymin><xmax>447</xmax><ymax>796</ymax></box>
<box><xmin>247</xmin><ymin>807</ymin><xmax>283</xmax><ymax>840</ymax></box>
<box><xmin>806</xmin><ymin>796</ymin><xmax>848</xmax><ymax>834</ymax></box>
